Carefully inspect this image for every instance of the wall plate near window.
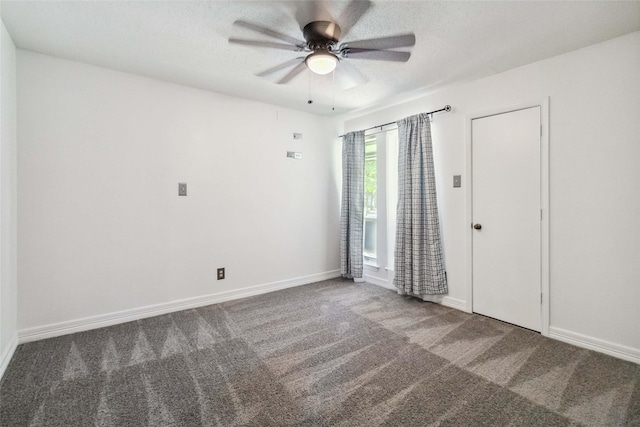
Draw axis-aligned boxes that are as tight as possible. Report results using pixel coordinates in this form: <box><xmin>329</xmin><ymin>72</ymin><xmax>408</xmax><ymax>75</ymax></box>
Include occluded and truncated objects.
<box><xmin>286</xmin><ymin>151</ymin><xmax>303</xmax><ymax>159</ymax></box>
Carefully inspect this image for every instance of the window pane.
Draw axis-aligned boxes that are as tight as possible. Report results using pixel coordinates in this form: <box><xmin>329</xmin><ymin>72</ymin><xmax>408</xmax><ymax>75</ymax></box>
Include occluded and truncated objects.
<box><xmin>386</xmin><ymin>130</ymin><xmax>399</xmax><ymax>269</ymax></box>
<box><xmin>364</xmin><ymin>137</ymin><xmax>377</xmax><ymax>260</ymax></box>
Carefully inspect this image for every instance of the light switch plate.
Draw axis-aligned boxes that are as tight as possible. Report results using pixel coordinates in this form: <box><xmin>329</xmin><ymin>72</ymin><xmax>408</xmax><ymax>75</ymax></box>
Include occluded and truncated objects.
<box><xmin>178</xmin><ymin>183</ymin><xmax>187</xmax><ymax>196</ymax></box>
<box><xmin>293</xmin><ymin>133</ymin><xmax>303</xmax><ymax>140</ymax></box>
<box><xmin>453</xmin><ymin>175</ymin><xmax>461</xmax><ymax>188</ymax></box>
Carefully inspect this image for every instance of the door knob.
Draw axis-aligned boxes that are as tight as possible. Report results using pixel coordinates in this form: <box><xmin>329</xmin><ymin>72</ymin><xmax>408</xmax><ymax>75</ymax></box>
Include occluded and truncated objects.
<box><xmin>473</xmin><ymin>223</ymin><xmax>482</xmax><ymax>230</ymax></box>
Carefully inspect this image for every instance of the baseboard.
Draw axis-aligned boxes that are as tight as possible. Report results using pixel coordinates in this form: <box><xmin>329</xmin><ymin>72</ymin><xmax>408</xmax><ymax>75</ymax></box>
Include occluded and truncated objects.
<box><xmin>549</xmin><ymin>327</ymin><xmax>640</xmax><ymax>365</ymax></box>
<box><xmin>440</xmin><ymin>296</ymin><xmax>467</xmax><ymax>312</ymax></box>
<box><xmin>364</xmin><ymin>274</ymin><xmax>395</xmax><ymax>290</ymax></box>
<box><xmin>18</xmin><ymin>270</ymin><xmax>341</xmax><ymax>344</ymax></box>
<box><xmin>364</xmin><ymin>275</ymin><xmax>467</xmax><ymax>312</ymax></box>
<box><xmin>0</xmin><ymin>333</ymin><xmax>18</xmax><ymax>381</ymax></box>
<box><xmin>418</xmin><ymin>294</ymin><xmax>468</xmax><ymax>312</ymax></box>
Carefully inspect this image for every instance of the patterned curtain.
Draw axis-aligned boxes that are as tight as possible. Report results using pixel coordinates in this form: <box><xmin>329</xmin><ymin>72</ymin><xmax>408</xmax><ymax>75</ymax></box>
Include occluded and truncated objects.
<box><xmin>393</xmin><ymin>113</ymin><xmax>448</xmax><ymax>296</ymax></box>
<box><xmin>340</xmin><ymin>131</ymin><xmax>365</xmax><ymax>281</ymax></box>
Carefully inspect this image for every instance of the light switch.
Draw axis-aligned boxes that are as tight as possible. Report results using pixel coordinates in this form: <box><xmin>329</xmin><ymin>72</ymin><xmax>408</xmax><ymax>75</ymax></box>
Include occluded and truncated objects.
<box><xmin>178</xmin><ymin>183</ymin><xmax>187</xmax><ymax>196</ymax></box>
<box><xmin>453</xmin><ymin>175</ymin><xmax>461</xmax><ymax>188</ymax></box>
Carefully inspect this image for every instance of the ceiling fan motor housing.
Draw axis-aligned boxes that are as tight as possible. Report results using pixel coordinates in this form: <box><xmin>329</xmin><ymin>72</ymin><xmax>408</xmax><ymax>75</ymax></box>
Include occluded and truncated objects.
<box><xmin>303</xmin><ymin>21</ymin><xmax>341</xmax><ymax>50</ymax></box>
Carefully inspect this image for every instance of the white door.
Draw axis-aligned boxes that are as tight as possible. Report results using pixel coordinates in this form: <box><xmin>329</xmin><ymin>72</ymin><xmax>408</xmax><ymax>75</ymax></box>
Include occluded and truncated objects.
<box><xmin>472</xmin><ymin>107</ymin><xmax>541</xmax><ymax>331</ymax></box>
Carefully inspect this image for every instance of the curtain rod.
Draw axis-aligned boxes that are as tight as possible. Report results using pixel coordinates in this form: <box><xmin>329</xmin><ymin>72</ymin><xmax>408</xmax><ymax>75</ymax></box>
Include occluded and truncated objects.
<box><xmin>338</xmin><ymin>105</ymin><xmax>452</xmax><ymax>138</ymax></box>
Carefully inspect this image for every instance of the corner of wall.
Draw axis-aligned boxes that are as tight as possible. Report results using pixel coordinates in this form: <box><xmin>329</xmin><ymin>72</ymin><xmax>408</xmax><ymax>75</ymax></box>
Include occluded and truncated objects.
<box><xmin>0</xmin><ymin>332</ymin><xmax>17</xmax><ymax>380</ymax></box>
<box><xmin>0</xmin><ymin>17</ymin><xmax>19</xmax><ymax>380</ymax></box>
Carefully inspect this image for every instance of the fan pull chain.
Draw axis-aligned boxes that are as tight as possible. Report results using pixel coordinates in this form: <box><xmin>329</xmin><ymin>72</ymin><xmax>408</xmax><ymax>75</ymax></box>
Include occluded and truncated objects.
<box><xmin>307</xmin><ymin>70</ymin><xmax>313</xmax><ymax>104</ymax></box>
<box><xmin>332</xmin><ymin>69</ymin><xmax>336</xmax><ymax>111</ymax></box>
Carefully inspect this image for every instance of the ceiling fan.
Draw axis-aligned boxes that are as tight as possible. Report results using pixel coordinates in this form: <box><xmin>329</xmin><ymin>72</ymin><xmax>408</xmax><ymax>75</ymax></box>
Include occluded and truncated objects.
<box><xmin>228</xmin><ymin>1</ymin><xmax>415</xmax><ymax>89</ymax></box>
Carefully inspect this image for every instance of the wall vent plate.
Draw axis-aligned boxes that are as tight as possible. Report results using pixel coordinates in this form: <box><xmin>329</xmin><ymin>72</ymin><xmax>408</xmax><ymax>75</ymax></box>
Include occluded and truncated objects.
<box><xmin>178</xmin><ymin>182</ymin><xmax>187</xmax><ymax>196</ymax></box>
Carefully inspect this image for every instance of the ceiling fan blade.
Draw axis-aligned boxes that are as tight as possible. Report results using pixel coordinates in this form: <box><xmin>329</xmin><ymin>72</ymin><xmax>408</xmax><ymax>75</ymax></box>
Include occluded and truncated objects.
<box><xmin>257</xmin><ymin>58</ymin><xmax>305</xmax><ymax>77</ymax></box>
<box><xmin>344</xmin><ymin>34</ymin><xmax>416</xmax><ymax>50</ymax></box>
<box><xmin>345</xmin><ymin>49</ymin><xmax>411</xmax><ymax>62</ymax></box>
<box><xmin>233</xmin><ymin>20</ymin><xmax>305</xmax><ymax>47</ymax></box>
<box><xmin>277</xmin><ymin>62</ymin><xmax>307</xmax><ymax>84</ymax></box>
<box><xmin>337</xmin><ymin>0</ymin><xmax>372</xmax><ymax>39</ymax></box>
<box><xmin>228</xmin><ymin>39</ymin><xmax>302</xmax><ymax>52</ymax></box>
<box><xmin>334</xmin><ymin>60</ymin><xmax>367</xmax><ymax>90</ymax></box>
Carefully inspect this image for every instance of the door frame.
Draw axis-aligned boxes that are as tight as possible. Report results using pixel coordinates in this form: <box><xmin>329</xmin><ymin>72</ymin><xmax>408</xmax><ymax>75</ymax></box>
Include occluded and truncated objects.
<box><xmin>465</xmin><ymin>98</ymin><xmax>550</xmax><ymax>336</ymax></box>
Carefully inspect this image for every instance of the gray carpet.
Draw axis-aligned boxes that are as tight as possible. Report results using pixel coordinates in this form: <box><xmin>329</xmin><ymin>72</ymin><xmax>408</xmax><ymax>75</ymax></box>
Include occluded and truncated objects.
<box><xmin>1</xmin><ymin>279</ymin><xmax>639</xmax><ymax>426</ymax></box>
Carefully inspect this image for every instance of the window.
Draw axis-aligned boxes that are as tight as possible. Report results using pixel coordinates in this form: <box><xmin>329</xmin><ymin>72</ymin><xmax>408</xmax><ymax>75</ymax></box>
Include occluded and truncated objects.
<box><xmin>386</xmin><ymin>131</ymin><xmax>398</xmax><ymax>270</ymax></box>
<box><xmin>362</xmin><ymin>129</ymin><xmax>399</xmax><ymax>275</ymax></box>
<box><xmin>364</xmin><ymin>136</ymin><xmax>377</xmax><ymax>262</ymax></box>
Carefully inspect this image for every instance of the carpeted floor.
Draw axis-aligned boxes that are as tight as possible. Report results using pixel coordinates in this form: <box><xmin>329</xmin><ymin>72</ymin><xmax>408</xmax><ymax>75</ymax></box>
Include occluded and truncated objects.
<box><xmin>1</xmin><ymin>278</ymin><xmax>639</xmax><ymax>426</ymax></box>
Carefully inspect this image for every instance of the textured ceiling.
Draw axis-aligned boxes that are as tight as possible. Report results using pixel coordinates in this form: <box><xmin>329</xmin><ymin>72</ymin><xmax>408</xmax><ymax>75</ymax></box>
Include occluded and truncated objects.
<box><xmin>2</xmin><ymin>1</ymin><xmax>639</xmax><ymax>115</ymax></box>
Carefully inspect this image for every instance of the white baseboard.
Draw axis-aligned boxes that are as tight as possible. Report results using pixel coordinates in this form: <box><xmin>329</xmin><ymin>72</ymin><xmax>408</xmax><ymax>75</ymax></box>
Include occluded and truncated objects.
<box><xmin>549</xmin><ymin>327</ymin><xmax>640</xmax><ymax>365</ymax></box>
<box><xmin>440</xmin><ymin>296</ymin><xmax>467</xmax><ymax>312</ymax></box>
<box><xmin>18</xmin><ymin>270</ymin><xmax>341</xmax><ymax>344</ymax></box>
<box><xmin>0</xmin><ymin>333</ymin><xmax>18</xmax><ymax>381</ymax></box>
<box><xmin>419</xmin><ymin>294</ymin><xmax>467</xmax><ymax>312</ymax></box>
<box><xmin>364</xmin><ymin>274</ymin><xmax>394</xmax><ymax>290</ymax></box>
<box><xmin>364</xmin><ymin>275</ymin><xmax>467</xmax><ymax>312</ymax></box>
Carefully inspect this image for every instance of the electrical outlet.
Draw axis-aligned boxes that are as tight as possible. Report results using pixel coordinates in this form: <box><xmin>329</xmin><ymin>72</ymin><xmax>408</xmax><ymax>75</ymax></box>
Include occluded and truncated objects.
<box><xmin>217</xmin><ymin>268</ymin><xmax>225</xmax><ymax>280</ymax></box>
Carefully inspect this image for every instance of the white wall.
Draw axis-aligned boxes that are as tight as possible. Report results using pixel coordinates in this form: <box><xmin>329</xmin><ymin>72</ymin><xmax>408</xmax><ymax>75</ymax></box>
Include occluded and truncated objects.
<box><xmin>345</xmin><ymin>32</ymin><xmax>640</xmax><ymax>360</ymax></box>
<box><xmin>0</xmin><ymin>15</ymin><xmax>18</xmax><ymax>376</ymax></box>
<box><xmin>17</xmin><ymin>51</ymin><xmax>341</xmax><ymax>333</ymax></box>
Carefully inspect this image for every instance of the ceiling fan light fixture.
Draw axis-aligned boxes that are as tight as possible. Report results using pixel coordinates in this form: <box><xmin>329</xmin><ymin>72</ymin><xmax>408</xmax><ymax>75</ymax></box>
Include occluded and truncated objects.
<box><xmin>305</xmin><ymin>49</ymin><xmax>338</xmax><ymax>75</ymax></box>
